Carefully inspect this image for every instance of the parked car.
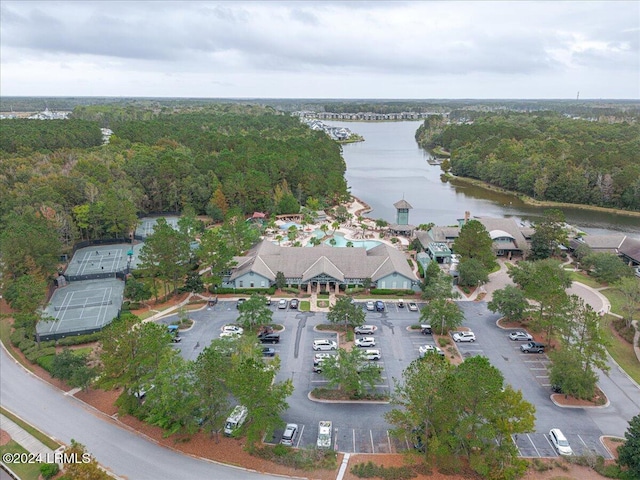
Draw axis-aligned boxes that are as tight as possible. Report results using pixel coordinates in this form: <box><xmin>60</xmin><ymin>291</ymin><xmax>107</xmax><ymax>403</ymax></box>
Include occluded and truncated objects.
<box><xmin>265</xmin><ymin>296</ymin><xmax>272</xmax><ymax>306</ymax></box>
<box><xmin>313</xmin><ymin>339</ymin><xmax>337</xmax><ymax>351</ymax></box>
<box><xmin>419</xmin><ymin>344</ymin><xmax>444</xmax><ymax>357</ymax></box>
<box><xmin>509</xmin><ymin>331</ymin><xmax>533</xmax><ymax>341</ymax></box>
<box><xmin>420</xmin><ymin>324</ymin><xmax>432</xmax><ymax>335</ymax></box>
<box><xmin>222</xmin><ymin>325</ymin><xmax>244</xmax><ymax>335</ymax></box>
<box><xmin>317</xmin><ymin>421</ymin><xmax>332</xmax><ymax>449</ymax></box>
<box><xmin>258</xmin><ymin>333</ymin><xmax>280</xmax><ymax>344</ymax></box>
<box><xmin>520</xmin><ymin>341</ymin><xmax>545</xmax><ymax>353</ymax></box>
<box><xmin>278</xmin><ymin>299</ymin><xmax>288</xmax><ymax>309</ymax></box>
<box><xmin>452</xmin><ymin>331</ymin><xmax>476</xmax><ymax>342</ymax></box>
<box><xmin>281</xmin><ymin>423</ymin><xmax>299</xmax><ymax>446</ymax></box>
<box><xmin>397</xmin><ymin>299</ymin><xmax>405</xmax><ymax>308</ymax></box>
<box><xmin>167</xmin><ymin>325</ymin><xmax>181</xmax><ymax>342</ymax></box>
<box><xmin>363</xmin><ymin>349</ymin><xmax>381</xmax><ymax>361</ymax></box>
<box><xmin>366</xmin><ymin>301</ymin><xmax>375</xmax><ymax>311</ymax></box>
<box><xmin>236</xmin><ymin>298</ymin><xmax>246</xmax><ymax>309</ymax></box>
<box><xmin>355</xmin><ymin>337</ymin><xmax>376</xmax><ymax>347</ymax></box>
<box><xmin>313</xmin><ymin>353</ymin><xmax>333</xmax><ymax>365</ymax></box>
<box><xmin>289</xmin><ymin>298</ymin><xmax>299</xmax><ymax>309</ymax></box>
<box><xmin>224</xmin><ymin>405</ymin><xmax>248</xmax><ymax>436</ymax></box>
<box><xmin>635</xmin><ymin>266</ymin><xmax>640</xmax><ymax>278</ymax></box>
<box><xmin>354</xmin><ymin>325</ymin><xmax>377</xmax><ymax>335</ymax></box>
<box><xmin>549</xmin><ymin>428</ymin><xmax>573</xmax><ymax>455</ymax></box>
<box><xmin>375</xmin><ymin>300</ymin><xmax>385</xmax><ymax>312</ymax></box>
<box><xmin>408</xmin><ymin>302</ymin><xmax>419</xmax><ymax>312</ymax></box>
<box><xmin>220</xmin><ymin>330</ymin><xmax>241</xmax><ymax>338</ymax></box>
<box><xmin>262</xmin><ymin>347</ymin><xmax>276</xmax><ymax>357</ymax></box>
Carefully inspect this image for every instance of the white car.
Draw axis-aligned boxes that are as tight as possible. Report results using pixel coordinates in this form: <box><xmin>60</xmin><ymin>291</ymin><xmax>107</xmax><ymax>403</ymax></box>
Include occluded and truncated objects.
<box><xmin>314</xmin><ymin>353</ymin><xmax>334</xmax><ymax>365</ymax></box>
<box><xmin>509</xmin><ymin>331</ymin><xmax>533</xmax><ymax>341</ymax></box>
<box><xmin>363</xmin><ymin>349</ymin><xmax>381</xmax><ymax>361</ymax></box>
<box><xmin>281</xmin><ymin>423</ymin><xmax>298</xmax><ymax>446</ymax></box>
<box><xmin>278</xmin><ymin>299</ymin><xmax>288</xmax><ymax>309</ymax></box>
<box><xmin>354</xmin><ymin>325</ymin><xmax>377</xmax><ymax>335</ymax></box>
<box><xmin>419</xmin><ymin>344</ymin><xmax>444</xmax><ymax>357</ymax></box>
<box><xmin>365</xmin><ymin>301</ymin><xmax>375</xmax><ymax>311</ymax></box>
<box><xmin>219</xmin><ymin>330</ymin><xmax>241</xmax><ymax>338</ymax></box>
<box><xmin>408</xmin><ymin>302</ymin><xmax>418</xmax><ymax>312</ymax></box>
<box><xmin>313</xmin><ymin>339</ymin><xmax>337</xmax><ymax>351</ymax></box>
<box><xmin>549</xmin><ymin>428</ymin><xmax>573</xmax><ymax>456</ymax></box>
<box><xmin>355</xmin><ymin>337</ymin><xmax>376</xmax><ymax>347</ymax></box>
<box><xmin>452</xmin><ymin>331</ymin><xmax>476</xmax><ymax>342</ymax></box>
<box><xmin>222</xmin><ymin>325</ymin><xmax>244</xmax><ymax>335</ymax></box>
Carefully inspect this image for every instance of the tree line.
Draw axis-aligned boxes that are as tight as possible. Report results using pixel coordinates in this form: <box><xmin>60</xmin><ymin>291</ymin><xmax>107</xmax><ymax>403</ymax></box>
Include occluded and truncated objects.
<box><xmin>416</xmin><ymin>112</ymin><xmax>640</xmax><ymax>211</ymax></box>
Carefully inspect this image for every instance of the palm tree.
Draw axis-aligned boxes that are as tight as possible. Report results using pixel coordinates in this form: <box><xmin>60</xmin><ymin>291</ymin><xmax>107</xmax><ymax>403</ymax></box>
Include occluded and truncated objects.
<box><xmin>320</xmin><ymin>224</ymin><xmax>329</xmax><ymax>237</ymax></box>
<box><xmin>275</xmin><ymin>235</ymin><xmax>283</xmax><ymax>245</ymax></box>
<box><xmin>331</xmin><ymin>221</ymin><xmax>340</xmax><ymax>234</ymax></box>
<box><xmin>346</xmin><ymin>241</ymin><xmax>354</xmax><ymax>248</ymax></box>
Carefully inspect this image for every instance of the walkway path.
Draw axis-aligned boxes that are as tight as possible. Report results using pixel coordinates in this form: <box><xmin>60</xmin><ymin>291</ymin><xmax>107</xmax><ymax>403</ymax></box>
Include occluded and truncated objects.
<box><xmin>0</xmin><ymin>413</ymin><xmax>58</xmax><ymax>459</ymax></box>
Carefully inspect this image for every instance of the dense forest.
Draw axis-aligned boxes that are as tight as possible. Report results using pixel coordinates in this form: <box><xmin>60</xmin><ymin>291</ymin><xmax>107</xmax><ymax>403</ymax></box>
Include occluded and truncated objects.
<box><xmin>416</xmin><ymin>112</ymin><xmax>640</xmax><ymax>211</ymax></box>
<box><xmin>0</xmin><ymin>105</ymin><xmax>348</xmax><ymax>250</ymax></box>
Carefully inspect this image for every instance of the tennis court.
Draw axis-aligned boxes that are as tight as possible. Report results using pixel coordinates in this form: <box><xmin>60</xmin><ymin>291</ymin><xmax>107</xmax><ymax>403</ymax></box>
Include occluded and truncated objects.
<box><xmin>37</xmin><ymin>279</ymin><xmax>124</xmax><ymax>341</ymax></box>
<box><xmin>65</xmin><ymin>243</ymin><xmax>143</xmax><ymax>280</ymax></box>
<box><xmin>135</xmin><ymin>216</ymin><xmax>180</xmax><ymax>239</ymax></box>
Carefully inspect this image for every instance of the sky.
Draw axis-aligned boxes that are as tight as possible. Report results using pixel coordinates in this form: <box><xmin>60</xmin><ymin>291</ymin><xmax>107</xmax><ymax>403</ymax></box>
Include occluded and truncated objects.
<box><xmin>1</xmin><ymin>1</ymin><xmax>639</xmax><ymax>99</ymax></box>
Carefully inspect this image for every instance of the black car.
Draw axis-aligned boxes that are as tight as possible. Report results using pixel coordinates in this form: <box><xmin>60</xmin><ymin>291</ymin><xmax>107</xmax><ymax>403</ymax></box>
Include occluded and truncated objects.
<box><xmin>289</xmin><ymin>299</ymin><xmax>299</xmax><ymax>309</ymax></box>
<box><xmin>420</xmin><ymin>324</ymin><xmax>432</xmax><ymax>335</ymax></box>
<box><xmin>259</xmin><ymin>333</ymin><xmax>280</xmax><ymax>344</ymax></box>
<box><xmin>236</xmin><ymin>298</ymin><xmax>246</xmax><ymax>309</ymax></box>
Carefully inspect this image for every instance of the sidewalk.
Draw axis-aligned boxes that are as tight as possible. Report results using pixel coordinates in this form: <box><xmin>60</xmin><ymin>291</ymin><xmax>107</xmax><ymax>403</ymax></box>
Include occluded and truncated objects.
<box><xmin>0</xmin><ymin>413</ymin><xmax>58</xmax><ymax>458</ymax></box>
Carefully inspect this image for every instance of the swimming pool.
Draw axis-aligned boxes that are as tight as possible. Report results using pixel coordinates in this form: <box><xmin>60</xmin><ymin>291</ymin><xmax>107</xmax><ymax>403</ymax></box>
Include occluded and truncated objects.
<box><xmin>308</xmin><ymin>230</ymin><xmax>382</xmax><ymax>250</ymax></box>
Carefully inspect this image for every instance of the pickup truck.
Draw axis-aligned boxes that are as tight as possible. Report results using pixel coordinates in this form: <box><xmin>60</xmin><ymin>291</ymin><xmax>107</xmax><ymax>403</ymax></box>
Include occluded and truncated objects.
<box><xmin>317</xmin><ymin>421</ymin><xmax>332</xmax><ymax>449</ymax></box>
<box><xmin>520</xmin><ymin>341</ymin><xmax>545</xmax><ymax>353</ymax></box>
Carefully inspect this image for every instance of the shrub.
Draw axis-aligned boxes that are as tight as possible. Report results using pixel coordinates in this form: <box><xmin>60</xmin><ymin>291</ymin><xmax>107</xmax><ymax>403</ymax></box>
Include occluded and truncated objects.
<box><xmin>351</xmin><ymin>461</ymin><xmax>417</xmax><ymax>480</ymax></box>
<box><xmin>438</xmin><ymin>337</ymin><xmax>451</xmax><ymax>347</ymax></box>
<box><xmin>369</xmin><ymin>289</ymin><xmax>415</xmax><ymax>296</ymax></box>
<box><xmin>10</xmin><ymin>327</ymin><xmax>27</xmax><ymax>346</ymax></box>
<box><xmin>37</xmin><ymin>354</ymin><xmax>56</xmax><ymax>372</ymax></box>
<box><xmin>56</xmin><ymin>332</ymin><xmax>102</xmax><ymax>346</ymax></box>
<box><xmin>612</xmin><ymin>317</ymin><xmax>635</xmax><ymax>344</ymax></box>
<box><xmin>40</xmin><ymin>462</ymin><xmax>60</xmax><ymax>479</ymax></box>
<box><xmin>26</xmin><ymin>346</ymin><xmax>56</xmax><ymax>362</ymax></box>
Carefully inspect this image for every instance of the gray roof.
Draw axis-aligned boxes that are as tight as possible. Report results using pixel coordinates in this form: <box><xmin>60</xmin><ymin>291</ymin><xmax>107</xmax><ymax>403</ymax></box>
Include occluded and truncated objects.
<box><xmin>230</xmin><ymin>240</ymin><xmax>416</xmax><ymax>283</ymax></box>
<box><xmin>579</xmin><ymin>234</ymin><xmax>627</xmax><ymax>250</ymax></box>
<box><xmin>393</xmin><ymin>199</ymin><xmax>413</xmax><ymax>209</ymax></box>
<box><xmin>618</xmin><ymin>236</ymin><xmax>640</xmax><ymax>262</ymax></box>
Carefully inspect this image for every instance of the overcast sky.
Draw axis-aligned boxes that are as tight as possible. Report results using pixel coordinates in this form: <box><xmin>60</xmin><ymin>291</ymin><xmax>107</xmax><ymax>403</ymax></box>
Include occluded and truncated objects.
<box><xmin>1</xmin><ymin>1</ymin><xmax>638</xmax><ymax>99</ymax></box>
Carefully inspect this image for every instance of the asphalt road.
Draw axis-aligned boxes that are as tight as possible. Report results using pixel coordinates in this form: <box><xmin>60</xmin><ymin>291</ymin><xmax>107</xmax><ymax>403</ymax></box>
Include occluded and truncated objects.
<box><xmin>0</xmin><ymin>344</ymin><xmax>285</xmax><ymax>480</ymax></box>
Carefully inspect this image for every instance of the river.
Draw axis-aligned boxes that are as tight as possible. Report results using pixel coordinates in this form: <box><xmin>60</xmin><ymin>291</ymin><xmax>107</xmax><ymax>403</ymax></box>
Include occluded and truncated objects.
<box><xmin>330</xmin><ymin>120</ymin><xmax>640</xmax><ymax>236</ymax></box>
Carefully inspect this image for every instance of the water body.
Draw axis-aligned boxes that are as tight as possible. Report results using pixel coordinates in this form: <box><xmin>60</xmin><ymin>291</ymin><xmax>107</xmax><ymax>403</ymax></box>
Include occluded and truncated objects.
<box><xmin>331</xmin><ymin>121</ymin><xmax>640</xmax><ymax>236</ymax></box>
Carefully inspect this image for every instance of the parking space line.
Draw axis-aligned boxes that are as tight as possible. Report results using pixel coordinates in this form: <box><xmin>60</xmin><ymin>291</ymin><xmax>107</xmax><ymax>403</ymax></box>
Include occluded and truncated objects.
<box><xmin>577</xmin><ymin>434</ymin><xmax>589</xmax><ymax>449</ymax></box>
<box><xmin>543</xmin><ymin>433</ymin><xmax>557</xmax><ymax>456</ymax></box>
<box><xmin>353</xmin><ymin>429</ymin><xmax>356</xmax><ymax>453</ymax></box>
<box><xmin>296</xmin><ymin>425</ymin><xmax>305</xmax><ymax>448</ymax></box>
<box><xmin>370</xmin><ymin>430</ymin><xmax>375</xmax><ymax>453</ymax></box>
<box><xmin>387</xmin><ymin>430</ymin><xmax>392</xmax><ymax>453</ymax></box>
<box><xmin>511</xmin><ymin>435</ymin><xmax>522</xmax><ymax>456</ymax></box>
<box><xmin>527</xmin><ymin>434</ymin><xmax>541</xmax><ymax>457</ymax></box>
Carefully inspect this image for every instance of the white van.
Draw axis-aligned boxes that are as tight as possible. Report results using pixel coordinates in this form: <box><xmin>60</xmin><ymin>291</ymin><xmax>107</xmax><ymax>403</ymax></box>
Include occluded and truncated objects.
<box><xmin>224</xmin><ymin>405</ymin><xmax>248</xmax><ymax>436</ymax></box>
<box><xmin>549</xmin><ymin>428</ymin><xmax>573</xmax><ymax>455</ymax></box>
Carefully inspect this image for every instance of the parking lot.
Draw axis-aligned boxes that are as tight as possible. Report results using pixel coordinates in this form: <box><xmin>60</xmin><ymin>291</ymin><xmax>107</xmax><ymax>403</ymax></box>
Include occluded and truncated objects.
<box><xmin>157</xmin><ymin>299</ymin><xmax>615</xmax><ymax>457</ymax></box>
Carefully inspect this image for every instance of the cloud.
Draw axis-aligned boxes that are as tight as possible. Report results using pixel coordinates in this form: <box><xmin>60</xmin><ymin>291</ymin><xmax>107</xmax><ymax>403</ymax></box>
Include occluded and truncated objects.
<box><xmin>1</xmin><ymin>1</ymin><xmax>638</xmax><ymax>98</ymax></box>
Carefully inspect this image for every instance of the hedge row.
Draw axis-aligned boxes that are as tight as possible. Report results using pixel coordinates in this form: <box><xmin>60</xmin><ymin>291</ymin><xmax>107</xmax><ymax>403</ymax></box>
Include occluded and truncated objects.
<box><xmin>369</xmin><ymin>289</ymin><xmax>416</xmax><ymax>296</ymax></box>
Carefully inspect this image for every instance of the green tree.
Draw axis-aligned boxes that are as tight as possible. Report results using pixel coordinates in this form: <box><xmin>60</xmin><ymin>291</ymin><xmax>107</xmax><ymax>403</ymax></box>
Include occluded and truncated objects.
<box><xmin>3</xmin><ymin>273</ymin><xmax>49</xmax><ymax>343</ymax></box>
<box><xmin>275</xmin><ymin>271</ymin><xmax>286</xmax><ymax>290</ymax></box>
<box><xmin>321</xmin><ymin>348</ymin><xmax>382</xmax><ymax>398</ymax></box>
<box><xmin>61</xmin><ymin>440</ymin><xmax>111</xmax><ymax>480</ymax></box>
<box><xmin>0</xmin><ymin>211</ymin><xmax>61</xmax><ymax>279</ymax></box>
<box><xmin>548</xmin><ymin>349</ymin><xmax>598</xmax><ymax>400</ymax></box>
<box><xmin>452</xmin><ymin>219</ymin><xmax>497</xmax><ymax>271</ymax></box>
<box><xmin>50</xmin><ymin>348</ymin><xmax>96</xmax><ymax>391</ymax></box>
<box><xmin>487</xmin><ymin>285</ymin><xmax>530</xmax><ymax>322</ymax></box>
<box><xmin>198</xmin><ymin>226</ymin><xmax>236</xmax><ymax>289</ymax></box>
<box><xmin>237</xmin><ymin>294</ymin><xmax>273</xmax><ymax>330</ymax></box>
<box><xmin>617</xmin><ymin>414</ymin><xmax>640</xmax><ymax>478</ymax></box>
<box><xmin>457</xmin><ymin>258</ymin><xmax>489</xmax><ymax>287</ymax></box>
<box><xmin>138</xmin><ymin>217</ymin><xmax>192</xmax><ymax>295</ymax></box>
<box><xmin>99</xmin><ymin>314</ymin><xmax>173</xmax><ymax>410</ymax></box>
<box><xmin>123</xmin><ymin>277</ymin><xmax>152</xmax><ymax>305</ymax></box>
<box><xmin>192</xmin><ymin>341</ymin><xmax>233</xmax><ymax>441</ymax></box>
<box><xmin>220</xmin><ymin>209</ymin><xmax>260</xmax><ymax>253</ymax></box>
<box><xmin>385</xmin><ymin>354</ymin><xmax>453</xmax><ymax>460</ymax></box>
<box><xmin>144</xmin><ymin>353</ymin><xmax>200</xmax><ymax>436</ymax></box>
<box><xmin>582</xmin><ymin>252</ymin><xmax>634</xmax><ymax>284</ymax></box>
<box><xmin>508</xmin><ymin>259</ymin><xmax>571</xmax><ymax>340</ymax></box>
<box><xmin>327</xmin><ymin>297</ymin><xmax>366</xmax><ymax>330</ymax></box>
<box><xmin>615</xmin><ymin>276</ymin><xmax>640</xmax><ymax>329</ymax></box>
<box><xmin>529</xmin><ymin>209</ymin><xmax>568</xmax><ymax>260</ymax></box>
<box><xmin>420</xmin><ymin>298</ymin><xmax>464</xmax><ymax>335</ymax></box>
<box><xmin>422</xmin><ymin>266</ymin><xmax>459</xmax><ymax>301</ymax></box>
<box><xmin>229</xmin><ymin>355</ymin><xmax>293</xmax><ymax>445</ymax></box>
<box><xmin>184</xmin><ymin>271</ymin><xmax>204</xmax><ymax>293</ymax></box>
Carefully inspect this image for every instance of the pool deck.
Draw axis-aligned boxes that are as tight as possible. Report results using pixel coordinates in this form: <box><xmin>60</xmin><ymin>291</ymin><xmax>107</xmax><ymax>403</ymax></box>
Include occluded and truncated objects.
<box><xmin>266</xmin><ymin>197</ymin><xmax>411</xmax><ymax>249</ymax></box>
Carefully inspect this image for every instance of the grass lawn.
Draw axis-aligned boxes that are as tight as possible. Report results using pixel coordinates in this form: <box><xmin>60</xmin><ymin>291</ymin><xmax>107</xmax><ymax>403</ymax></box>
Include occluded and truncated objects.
<box><xmin>299</xmin><ymin>301</ymin><xmax>311</xmax><ymax>312</ymax></box>
<box><xmin>0</xmin><ymin>440</ymin><xmax>43</xmax><ymax>480</ymax></box>
<box><xmin>1</xmin><ymin>408</ymin><xmax>60</xmax><ymax>450</ymax></box>
<box><xmin>601</xmin><ymin>316</ymin><xmax>640</xmax><ymax>385</ymax></box>
<box><xmin>601</xmin><ymin>287</ymin><xmax>640</xmax><ymax>317</ymax></box>
<box><xmin>567</xmin><ymin>270</ymin><xmax>602</xmax><ymax>289</ymax></box>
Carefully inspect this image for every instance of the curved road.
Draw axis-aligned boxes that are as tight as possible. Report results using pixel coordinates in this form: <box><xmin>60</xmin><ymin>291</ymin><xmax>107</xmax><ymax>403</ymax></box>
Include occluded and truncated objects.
<box><xmin>0</xmin><ymin>346</ymin><xmax>284</xmax><ymax>480</ymax></box>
